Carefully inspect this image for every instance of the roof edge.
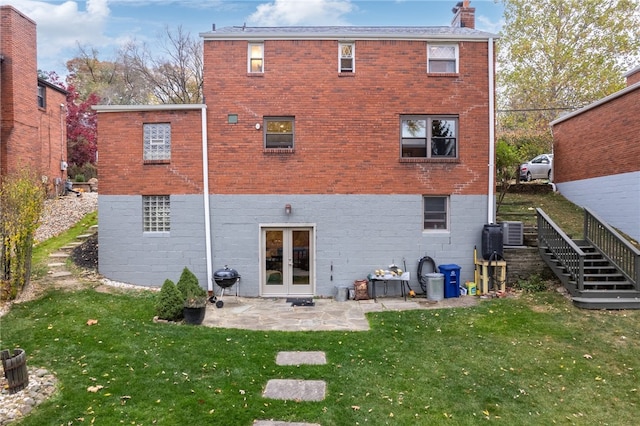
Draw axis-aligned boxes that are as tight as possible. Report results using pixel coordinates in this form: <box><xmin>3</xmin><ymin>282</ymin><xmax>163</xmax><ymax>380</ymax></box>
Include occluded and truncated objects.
<box><xmin>92</xmin><ymin>104</ymin><xmax>206</xmax><ymax>113</ymax></box>
<box><xmin>551</xmin><ymin>81</ymin><xmax>640</xmax><ymax>126</ymax></box>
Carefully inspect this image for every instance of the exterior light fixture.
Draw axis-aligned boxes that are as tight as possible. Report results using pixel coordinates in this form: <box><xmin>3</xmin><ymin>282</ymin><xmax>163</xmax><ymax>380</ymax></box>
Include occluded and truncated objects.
<box><xmin>285</xmin><ymin>204</ymin><xmax>292</xmax><ymax>215</ymax></box>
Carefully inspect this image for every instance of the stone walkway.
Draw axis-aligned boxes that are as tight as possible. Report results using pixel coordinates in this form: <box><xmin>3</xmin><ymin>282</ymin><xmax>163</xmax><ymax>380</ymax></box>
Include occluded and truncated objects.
<box><xmin>202</xmin><ymin>294</ymin><xmax>479</xmax><ymax>331</ymax></box>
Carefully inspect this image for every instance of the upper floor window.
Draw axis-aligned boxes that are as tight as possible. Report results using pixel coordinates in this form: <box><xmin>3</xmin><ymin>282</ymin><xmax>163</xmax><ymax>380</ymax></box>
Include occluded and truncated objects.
<box><xmin>248</xmin><ymin>43</ymin><xmax>264</xmax><ymax>73</ymax></box>
<box><xmin>143</xmin><ymin>123</ymin><xmax>171</xmax><ymax>161</ymax></box>
<box><xmin>143</xmin><ymin>195</ymin><xmax>170</xmax><ymax>232</ymax></box>
<box><xmin>424</xmin><ymin>196</ymin><xmax>448</xmax><ymax>230</ymax></box>
<box><xmin>37</xmin><ymin>83</ymin><xmax>46</xmax><ymax>108</ymax></box>
<box><xmin>339</xmin><ymin>42</ymin><xmax>354</xmax><ymax>73</ymax></box>
<box><xmin>264</xmin><ymin>117</ymin><xmax>294</xmax><ymax>149</ymax></box>
<box><xmin>401</xmin><ymin>116</ymin><xmax>458</xmax><ymax>158</ymax></box>
<box><xmin>427</xmin><ymin>44</ymin><xmax>458</xmax><ymax>73</ymax></box>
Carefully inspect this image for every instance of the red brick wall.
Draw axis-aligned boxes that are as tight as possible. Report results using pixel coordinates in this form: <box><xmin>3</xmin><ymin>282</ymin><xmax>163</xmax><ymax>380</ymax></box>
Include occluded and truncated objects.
<box><xmin>1</xmin><ymin>6</ymin><xmax>38</xmax><ymax>177</ymax></box>
<box><xmin>97</xmin><ymin>109</ymin><xmax>204</xmax><ymax>195</ymax></box>
<box><xmin>627</xmin><ymin>69</ymin><xmax>640</xmax><ymax>86</ymax></box>
<box><xmin>552</xmin><ymin>87</ymin><xmax>640</xmax><ymax>183</ymax></box>
<box><xmin>1</xmin><ymin>6</ymin><xmax>65</xmax><ymax>192</ymax></box>
<box><xmin>202</xmin><ymin>38</ymin><xmax>492</xmax><ymax>196</ymax></box>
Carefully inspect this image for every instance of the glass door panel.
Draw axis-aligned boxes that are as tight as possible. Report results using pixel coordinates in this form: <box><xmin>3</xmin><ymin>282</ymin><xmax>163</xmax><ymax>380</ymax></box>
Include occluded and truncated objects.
<box><xmin>262</xmin><ymin>227</ymin><xmax>313</xmax><ymax>296</ymax></box>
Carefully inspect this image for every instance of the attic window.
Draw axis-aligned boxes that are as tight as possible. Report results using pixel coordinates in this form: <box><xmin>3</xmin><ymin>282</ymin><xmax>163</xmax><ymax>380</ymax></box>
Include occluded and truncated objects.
<box><xmin>427</xmin><ymin>44</ymin><xmax>458</xmax><ymax>73</ymax></box>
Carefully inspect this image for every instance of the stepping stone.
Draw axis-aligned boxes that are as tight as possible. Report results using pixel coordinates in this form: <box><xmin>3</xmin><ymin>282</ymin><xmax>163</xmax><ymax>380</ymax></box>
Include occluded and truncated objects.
<box><xmin>276</xmin><ymin>351</ymin><xmax>326</xmax><ymax>366</ymax></box>
<box><xmin>51</xmin><ymin>271</ymin><xmax>72</xmax><ymax>278</ymax></box>
<box><xmin>263</xmin><ymin>379</ymin><xmax>326</xmax><ymax>401</ymax></box>
<box><xmin>49</xmin><ymin>253</ymin><xmax>69</xmax><ymax>258</ymax></box>
<box><xmin>253</xmin><ymin>421</ymin><xmax>321</xmax><ymax>426</ymax></box>
<box><xmin>76</xmin><ymin>234</ymin><xmax>93</xmax><ymax>239</ymax></box>
<box><xmin>47</xmin><ymin>262</ymin><xmax>65</xmax><ymax>267</ymax></box>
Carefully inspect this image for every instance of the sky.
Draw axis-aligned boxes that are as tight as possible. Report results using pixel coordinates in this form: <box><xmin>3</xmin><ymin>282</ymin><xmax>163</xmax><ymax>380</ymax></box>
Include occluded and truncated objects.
<box><xmin>3</xmin><ymin>0</ymin><xmax>505</xmax><ymax>76</ymax></box>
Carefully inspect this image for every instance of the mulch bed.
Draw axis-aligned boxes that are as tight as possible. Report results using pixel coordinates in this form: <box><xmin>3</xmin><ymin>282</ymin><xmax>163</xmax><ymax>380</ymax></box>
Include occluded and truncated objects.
<box><xmin>71</xmin><ymin>234</ymin><xmax>98</xmax><ymax>270</ymax></box>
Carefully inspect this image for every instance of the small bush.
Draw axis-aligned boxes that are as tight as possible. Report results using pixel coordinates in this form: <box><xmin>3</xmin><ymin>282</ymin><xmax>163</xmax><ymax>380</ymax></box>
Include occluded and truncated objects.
<box><xmin>514</xmin><ymin>274</ymin><xmax>549</xmax><ymax>293</ymax></box>
<box><xmin>155</xmin><ymin>279</ymin><xmax>184</xmax><ymax>321</ymax></box>
<box><xmin>176</xmin><ymin>267</ymin><xmax>206</xmax><ymax>301</ymax></box>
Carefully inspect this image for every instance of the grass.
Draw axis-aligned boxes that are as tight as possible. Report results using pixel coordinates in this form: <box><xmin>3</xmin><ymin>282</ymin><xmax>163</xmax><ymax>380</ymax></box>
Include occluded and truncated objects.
<box><xmin>30</xmin><ymin>211</ymin><xmax>98</xmax><ymax>279</ymax></box>
<box><xmin>2</xmin><ymin>192</ymin><xmax>638</xmax><ymax>424</ymax></box>
<box><xmin>498</xmin><ymin>189</ymin><xmax>585</xmax><ymax>238</ymax></box>
<box><xmin>2</xmin><ymin>290</ymin><xmax>640</xmax><ymax>424</ymax></box>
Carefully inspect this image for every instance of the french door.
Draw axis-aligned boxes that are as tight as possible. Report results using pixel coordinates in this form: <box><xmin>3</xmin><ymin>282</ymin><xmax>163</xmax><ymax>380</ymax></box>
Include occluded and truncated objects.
<box><xmin>261</xmin><ymin>227</ymin><xmax>313</xmax><ymax>297</ymax></box>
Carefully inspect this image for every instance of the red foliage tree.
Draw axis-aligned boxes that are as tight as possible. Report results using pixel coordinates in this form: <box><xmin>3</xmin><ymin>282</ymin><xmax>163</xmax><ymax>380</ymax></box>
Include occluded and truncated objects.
<box><xmin>65</xmin><ymin>84</ymin><xmax>100</xmax><ymax>167</ymax></box>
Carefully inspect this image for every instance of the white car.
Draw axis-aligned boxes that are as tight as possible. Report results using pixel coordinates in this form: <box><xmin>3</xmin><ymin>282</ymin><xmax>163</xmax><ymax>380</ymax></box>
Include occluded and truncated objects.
<box><xmin>519</xmin><ymin>154</ymin><xmax>553</xmax><ymax>182</ymax></box>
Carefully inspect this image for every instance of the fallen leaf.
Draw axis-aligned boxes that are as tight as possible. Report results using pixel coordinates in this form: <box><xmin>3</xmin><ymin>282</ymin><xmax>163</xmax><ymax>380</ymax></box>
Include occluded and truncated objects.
<box><xmin>583</xmin><ymin>354</ymin><xmax>592</xmax><ymax>359</ymax></box>
<box><xmin>351</xmin><ymin>405</ymin><xmax>360</xmax><ymax>411</ymax></box>
<box><xmin>86</xmin><ymin>319</ymin><xmax>98</xmax><ymax>326</ymax></box>
<box><xmin>87</xmin><ymin>385</ymin><xmax>104</xmax><ymax>393</ymax></box>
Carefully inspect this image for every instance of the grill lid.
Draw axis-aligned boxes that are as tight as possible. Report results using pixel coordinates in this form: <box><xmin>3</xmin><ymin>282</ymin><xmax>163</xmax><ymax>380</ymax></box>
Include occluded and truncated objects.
<box><xmin>213</xmin><ymin>265</ymin><xmax>240</xmax><ymax>280</ymax></box>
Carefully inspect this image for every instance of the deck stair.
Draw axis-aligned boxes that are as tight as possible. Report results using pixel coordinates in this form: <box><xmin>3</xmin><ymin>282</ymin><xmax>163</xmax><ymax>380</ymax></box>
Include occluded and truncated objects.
<box><xmin>537</xmin><ymin>208</ymin><xmax>640</xmax><ymax>309</ymax></box>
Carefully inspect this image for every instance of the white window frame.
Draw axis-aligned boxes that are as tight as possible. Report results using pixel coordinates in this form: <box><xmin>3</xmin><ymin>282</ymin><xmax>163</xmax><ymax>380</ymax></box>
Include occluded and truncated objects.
<box><xmin>423</xmin><ymin>196</ymin><xmax>449</xmax><ymax>231</ymax></box>
<box><xmin>339</xmin><ymin>42</ymin><xmax>355</xmax><ymax>73</ymax></box>
<box><xmin>248</xmin><ymin>42</ymin><xmax>264</xmax><ymax>73</ymax></box>
<box><xmin>427</xmin><ymin>43</ymin><xmax>459</xmax><ymax>73</ymax></box>
<box><xmin>143</xmin><ymin>195</ymin><xmax>170</xmax><ymax>233</ymax></box>
<box><xmin>37</xmin><ymin>83</ymin><xmax>46</xmax><ymax>108</ymax></box>
<box><xmin>400</xmin><ymin>115</ymin><xmax>458</xmax><ymax>158</ymax></box>
<box><xmin>264</xmin><ymin>117</ymin><xmax>295</xmax><ymax>149</ymax></box>
<box><xmin>143</xmin><ymin>123</ymin><xmax>171</xmax><ymax>161</ymax></box>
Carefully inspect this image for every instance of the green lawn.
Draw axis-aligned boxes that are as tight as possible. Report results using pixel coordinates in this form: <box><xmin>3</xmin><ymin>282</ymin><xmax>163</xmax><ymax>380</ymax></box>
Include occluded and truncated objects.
<box><xmin>2</xmin><ymin>289</ymin><xmax>639</xmax><ymax>425</ymax></box>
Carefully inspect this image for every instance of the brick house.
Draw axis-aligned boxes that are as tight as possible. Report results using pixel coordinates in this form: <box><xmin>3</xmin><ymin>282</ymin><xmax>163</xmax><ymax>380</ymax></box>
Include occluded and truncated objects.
<box><xmin>551</xmin><ymin>66</ymin><xmax>640</xmax><ymax>242</ymax></box>
<box><xmin>95</xmin><ymin>1</ymin><xmax>499</xmax><ymax>297</ymax></box>
<box><xmin>1</xmin><ymin>6</ymin><xmax>68</xmax><ymax>196</ymax></box>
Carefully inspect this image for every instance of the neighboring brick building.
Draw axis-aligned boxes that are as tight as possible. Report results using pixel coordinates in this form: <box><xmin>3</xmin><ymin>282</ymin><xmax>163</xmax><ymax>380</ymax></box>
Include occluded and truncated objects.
<box><xmin>551</xmin><ymin>67</ymin><xmax>640</xmax><ymax>241</ymax></box>
<box><xmin>95</xmin><ymin>1</ymin><xmax>500</xmax><ymax>297</ymax></box>
<box><xmin>1</xmin><ymin>6</ymin><xmax>68</xmax><ymax>196</ymax></box>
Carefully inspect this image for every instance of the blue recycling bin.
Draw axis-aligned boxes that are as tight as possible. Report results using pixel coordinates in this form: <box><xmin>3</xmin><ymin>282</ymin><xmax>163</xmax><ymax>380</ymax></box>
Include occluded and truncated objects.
<box><xmin>438</xmin><ymin>264</ymin><xmax>461</xmax><ymax>298</ymax></box>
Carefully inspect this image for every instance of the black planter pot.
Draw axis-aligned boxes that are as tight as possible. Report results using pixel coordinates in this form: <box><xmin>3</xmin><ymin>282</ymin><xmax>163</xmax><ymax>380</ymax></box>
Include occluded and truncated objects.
<box><xmin>183</xmin><ymin>306</ymin><xmax>206</xmax><ymax>325</ymax></box>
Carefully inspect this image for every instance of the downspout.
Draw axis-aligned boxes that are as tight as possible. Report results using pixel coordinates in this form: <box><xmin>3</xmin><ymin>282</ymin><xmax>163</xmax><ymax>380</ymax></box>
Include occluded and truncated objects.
<box><xmin>487</xmin><ymin>37</ymin><xmax>496</xmax><ymax>224</ymax></box>
<box><xmin>201</xmin><ymin>105</ymin><xmax>213</xmax><ymax>293</ymax></box>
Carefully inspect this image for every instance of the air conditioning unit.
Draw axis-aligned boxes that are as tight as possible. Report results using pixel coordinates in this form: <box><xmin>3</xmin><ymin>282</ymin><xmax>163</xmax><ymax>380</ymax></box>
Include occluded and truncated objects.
<box><xmin>502</xmin><ymin>221</ymin><xmax>524</xmax><ymax>246</ymax></box>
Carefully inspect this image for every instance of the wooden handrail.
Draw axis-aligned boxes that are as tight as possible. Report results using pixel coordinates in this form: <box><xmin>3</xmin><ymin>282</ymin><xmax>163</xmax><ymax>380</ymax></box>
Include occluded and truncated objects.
<box><xmin>584</xmin><ymin>208</ymin><xmax>639</xmax><ymax>288</ymax></box>
<box><xmin>537</xmin><ymin>208</ymin><xmax>586</xmax><ymax>290</ymax></box>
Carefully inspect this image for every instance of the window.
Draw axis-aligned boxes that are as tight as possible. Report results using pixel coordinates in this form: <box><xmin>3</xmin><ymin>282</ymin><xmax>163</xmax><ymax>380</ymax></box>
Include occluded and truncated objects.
<box><xmin>339</xmin><ymin>42</ymin><xmax>354</xmax><ymax>73</ymax></box>
<box><xmin>427</xmin><ymin>44</ymin><xmax>458</xmax><ymax>73</ymax></box>
<box><xmin>264</xmin><ymin>117</ymin><xmax>294</xmax><ymax>149</ymax></box>
<box><xmin>143</xmin><ymin>195</ymin><xmax>170</xmax><ymax>232</ymax></box>
<box><xmin>143</xmin><ymin>123</ymin><xmax>171</xmax><ymax>161</ymax></box>
<box><xmin>37</xmin><ymin>83</ymin><xmax>46</xmax><ymax>108</ymax></box>
<box><xmin>401</xmin><ymin>116</ymin><xmax>457</xmax><ymax>158</ymax></box>
<box><xmin>424</xmin><ymin>196</ymin><xmax>448</xmax><ymax>230</ymax></box>
<box><xmin>248</xmin><ymin>43</ymin><xmax>264</xmax><ymax>73</ymax></box>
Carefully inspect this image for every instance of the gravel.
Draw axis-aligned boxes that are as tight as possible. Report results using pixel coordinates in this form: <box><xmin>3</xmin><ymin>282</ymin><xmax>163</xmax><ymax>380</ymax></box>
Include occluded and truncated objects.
<box><xmin>34</xmin><ymin>192</ymin><xmax>98</xmax><ymax>244</ymax></box>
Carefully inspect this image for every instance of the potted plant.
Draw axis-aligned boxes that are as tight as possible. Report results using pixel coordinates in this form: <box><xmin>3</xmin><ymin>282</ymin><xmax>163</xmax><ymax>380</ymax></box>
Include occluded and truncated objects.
<box><xmin>176</xmin><ymin>267</ymin><xmax>208</xmax><ymax>325</ymax></box>
<box><xmin>183</xmin><ymin>288</ymin><xmax>207</xmax><ymax>325</ymax></box>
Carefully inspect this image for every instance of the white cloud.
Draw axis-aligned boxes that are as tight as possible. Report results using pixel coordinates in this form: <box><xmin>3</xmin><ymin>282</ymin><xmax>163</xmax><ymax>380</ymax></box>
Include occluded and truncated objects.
<box><xmin>476</xmin><ymin>15</ymin><xmax>504</xmax><ymax>34</ymax></box>
<box><xmin>3</xmin><ymin>0</ymin><xmax>112</xmax><ymax>72</ymax></box>
<box><xmin>248</xmin><ymin>0</ymin><xmax>355</xmax><ymax>26</ymax></box>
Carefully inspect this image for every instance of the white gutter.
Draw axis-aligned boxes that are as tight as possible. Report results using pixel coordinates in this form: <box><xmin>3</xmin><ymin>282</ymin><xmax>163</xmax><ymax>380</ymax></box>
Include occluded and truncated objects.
<box><xmin>487</xmin><ymin>37</ymin><xmax>496</xmax><ymax>224</ymax></box>
<box><xmin>201</xmin><ymin>105</ymin><xmax>214</xmax><ymax>293</ymax></box>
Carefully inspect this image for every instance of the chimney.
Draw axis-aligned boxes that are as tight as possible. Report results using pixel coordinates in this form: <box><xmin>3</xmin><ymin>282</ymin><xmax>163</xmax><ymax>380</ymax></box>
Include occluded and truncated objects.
<box><xmin>451</xmin><ymin>0</ymin><xmax>475</xmax><ymax>29</ymax></box>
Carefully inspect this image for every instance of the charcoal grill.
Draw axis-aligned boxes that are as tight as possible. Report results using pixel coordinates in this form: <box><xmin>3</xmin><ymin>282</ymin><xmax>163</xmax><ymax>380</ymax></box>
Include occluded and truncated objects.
<box><xmin>210</xmin><ymin>266</ymin><xmax>240</xmax><ymax>308</ymax></box>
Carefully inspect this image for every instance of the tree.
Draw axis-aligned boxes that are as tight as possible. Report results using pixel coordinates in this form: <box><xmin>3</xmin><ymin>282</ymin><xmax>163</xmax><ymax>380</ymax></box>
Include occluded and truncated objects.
<box><xmin>119</xmin><ymin>25</ymin><xmax>203</xmax><ymax>104</ymax></box>
<box><xmin>498</xmin><ymin>0</ymin><xmax>640</xmax><ymax>139</ymax></box>
<box><xmin>495</xmin><ymin>139</ymin><xmax>521</xmax><ymax>212</ymax></box>
<box><xmin>66</xmin><ymin>84</ymin><xmax>99</xmax><ymax>167</ymax></box>
<box><xmin>0</xmin><ymin>170</ymin><xmax>46</xmax><ymax>300</ymax></box>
